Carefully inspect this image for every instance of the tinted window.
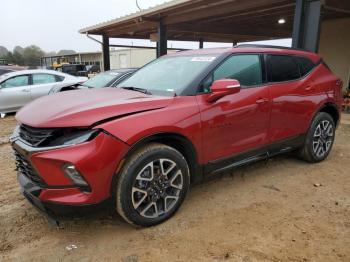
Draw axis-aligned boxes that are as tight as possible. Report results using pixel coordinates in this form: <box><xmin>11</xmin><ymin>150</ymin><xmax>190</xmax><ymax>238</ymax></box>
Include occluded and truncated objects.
<box><xmin>1</xmin><ymin>75</ymin><xmax>29</xmax><ymax>88</ymax></box>
<box><xmin>213</xmin><ymin>54</ymin><xmax>262</xmax><ymax>86</ymax></box>
<box><xmin>296</xmin><ymin>57</ymin><xmax>315</xmax><ymax>76</ymax></box>
<box><xmin>32</xmin><ymin>74</ymin><xmax>57</xmax><ymax>84</ymax></box>
<box><xmin>267</xmin><ymin>55</ymin><xmax>300</xmax><ymax>82</ymax></box>
<box><xmin>200</xmin><ymin>54</ymin><xmax>262</xmax><ymax>93</ymax></box>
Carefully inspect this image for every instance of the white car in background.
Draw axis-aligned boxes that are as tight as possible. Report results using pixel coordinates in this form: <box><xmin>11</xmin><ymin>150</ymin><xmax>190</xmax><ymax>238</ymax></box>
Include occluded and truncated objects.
<box><xmin>0</xmin><ymin>69</ymin><xmax>87</xmax><ymax>115</ymax></box>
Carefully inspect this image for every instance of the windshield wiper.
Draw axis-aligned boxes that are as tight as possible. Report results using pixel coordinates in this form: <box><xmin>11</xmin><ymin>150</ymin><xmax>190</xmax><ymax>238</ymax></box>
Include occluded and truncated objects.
<box><xmin>121</xmin><ymin>86</ymin><xmax>151</xmax><ymax>95</ymax></box>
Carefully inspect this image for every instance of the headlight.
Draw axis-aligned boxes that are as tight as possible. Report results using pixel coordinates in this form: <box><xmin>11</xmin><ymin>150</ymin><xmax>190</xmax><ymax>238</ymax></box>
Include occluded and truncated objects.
<box><xmin>48</xmin><ymin>129</ymin><xmax>100</xmax><ymax>147</ymax></box>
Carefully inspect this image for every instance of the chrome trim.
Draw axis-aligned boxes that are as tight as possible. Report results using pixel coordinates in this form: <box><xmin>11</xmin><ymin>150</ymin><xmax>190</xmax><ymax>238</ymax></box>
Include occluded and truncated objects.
<box><xmin>226</xmin><ymin>84</ymin><xmax>240</xmax><ymax>89</ymax></box>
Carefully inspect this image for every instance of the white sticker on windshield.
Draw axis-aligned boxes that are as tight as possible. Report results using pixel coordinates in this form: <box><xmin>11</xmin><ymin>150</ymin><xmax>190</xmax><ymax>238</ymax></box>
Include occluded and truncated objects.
<box><xmin>191</xmin><ymin>57</ymin><xmax>216</xmax><ymax>62</ymax></box>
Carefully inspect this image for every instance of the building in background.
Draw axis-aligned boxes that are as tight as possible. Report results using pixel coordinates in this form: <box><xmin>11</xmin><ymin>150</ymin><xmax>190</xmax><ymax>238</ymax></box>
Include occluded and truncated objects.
<box><xmin>41</xmin><ymin>48</ymin><xmax>162</xmax><ymax>71</ymax></box>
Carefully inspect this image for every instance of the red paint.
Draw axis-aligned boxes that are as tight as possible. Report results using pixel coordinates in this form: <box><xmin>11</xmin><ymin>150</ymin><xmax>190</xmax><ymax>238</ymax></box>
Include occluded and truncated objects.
<box><xmin>15</xmin><ymin>47</ymin><xmax>342</xmax><ymax>207</ymax></box>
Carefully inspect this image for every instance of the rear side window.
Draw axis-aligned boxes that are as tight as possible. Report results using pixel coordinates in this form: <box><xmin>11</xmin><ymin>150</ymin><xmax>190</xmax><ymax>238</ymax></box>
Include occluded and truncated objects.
<box><xmin>32</xmin><ymin>74</ymin><xmax>57</xmax><ymax>85</ymax></box>
<box><xmin>267</xmin><ymin>55</ymin><xmax>300</xmax><ymax>82</ymax></box>
<box><xmin>296</xmin><ymin>57</ymin><xmax>315</xmax><ymax>76</ymax></box>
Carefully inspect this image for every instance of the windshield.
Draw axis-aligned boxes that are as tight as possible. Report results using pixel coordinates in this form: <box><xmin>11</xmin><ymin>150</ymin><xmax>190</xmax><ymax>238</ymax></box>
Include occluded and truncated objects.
<box><xmin>119</xmin><ymin>54</ymin><xmax>217</xmax><ymax>95</ymax></box>
<box><xmin>83</xmin><ymin>72</ymin><xmax>119</xmax><ymax>88</ymax></box>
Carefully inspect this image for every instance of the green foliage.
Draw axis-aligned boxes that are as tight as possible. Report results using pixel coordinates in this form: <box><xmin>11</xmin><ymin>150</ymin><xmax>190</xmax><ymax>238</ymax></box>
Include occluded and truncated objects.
<box><xmin>0</xmin><ymin>45</ymin><xmax>72</xmax><ymax>67</ymax></box>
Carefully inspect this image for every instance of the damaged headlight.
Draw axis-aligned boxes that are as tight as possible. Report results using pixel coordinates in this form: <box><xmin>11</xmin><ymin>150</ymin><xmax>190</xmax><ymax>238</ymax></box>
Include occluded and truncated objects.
<box><xmin>48</xmin><ymin>129</ymin><xmax>100</xmax><ymax>147</ymax></box>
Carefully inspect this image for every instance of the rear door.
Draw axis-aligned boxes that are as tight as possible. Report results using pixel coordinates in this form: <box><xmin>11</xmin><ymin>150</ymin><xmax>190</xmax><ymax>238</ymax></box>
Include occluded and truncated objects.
<box><xmin>266</xmin><ymin>54</ymin><xmax>317</xmax><ymax>144</ymax></box>
<box><xmin>30</xmin><ymin>73</ymin><xmax>58</xmax><ymax>100</ymax></box>
<box><xmin>197</xmin><ymin>54</ymin><xmax>271</xmax><ymax>163</ymax></box>
<box><xmin>0</xmin><ymin>75</ymin><xmax>31</xmax><ymax>112</ymax></box>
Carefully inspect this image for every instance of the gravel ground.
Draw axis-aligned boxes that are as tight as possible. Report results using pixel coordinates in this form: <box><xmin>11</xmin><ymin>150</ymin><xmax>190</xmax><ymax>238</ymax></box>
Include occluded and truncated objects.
<box><xmin>0</xmin><ymin>114</ymin><xmax>349</xmax><ymax>261</ymax></box>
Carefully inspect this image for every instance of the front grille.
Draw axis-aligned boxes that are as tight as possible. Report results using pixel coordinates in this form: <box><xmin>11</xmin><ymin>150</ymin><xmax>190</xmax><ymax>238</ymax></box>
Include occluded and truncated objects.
<box><xmin>19</xmin><ymin>124</ymin><xmax>59</xmax><ymax>147</ymax></box>
<box><xmin>14</xmin><ymin>149</ymin><xmax>46</xmax><ymax>187</ymax></box>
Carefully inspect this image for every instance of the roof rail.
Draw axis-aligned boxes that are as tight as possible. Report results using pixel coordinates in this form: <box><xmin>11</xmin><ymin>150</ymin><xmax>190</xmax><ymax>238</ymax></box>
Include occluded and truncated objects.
<box><xmin>234</xmin><ymin>44</ymin><xmax>310</xmax><ymax>52</ymax></box>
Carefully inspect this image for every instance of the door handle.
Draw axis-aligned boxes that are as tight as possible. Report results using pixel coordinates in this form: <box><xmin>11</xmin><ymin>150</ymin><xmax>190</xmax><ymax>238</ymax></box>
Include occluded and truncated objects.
<box><xmin>21</xmin><ymin>89</ymin><xmax>30</xmax><ymax>92</ymax></box>
<box><xmin>256</xmin><ymin>98</ymin><xmax>268</xmax><ymax>104</ymax></box>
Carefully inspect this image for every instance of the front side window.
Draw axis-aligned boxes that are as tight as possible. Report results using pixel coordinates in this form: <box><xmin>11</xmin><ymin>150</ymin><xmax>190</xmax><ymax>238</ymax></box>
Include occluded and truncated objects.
<box><xmin>267</xmin><ymin>55</ymin><xmax>301</xmax><ymax>82</ymax></box>
<box><xmin>0</xmin><ymin>75</ymin><xmax>29</xmax><ymax>88</ymax></box>
<box><xmin>119</xmin><ymin>54</ymin><xmax>218</xmax><ymax>96</ymax></box>
<box><xmin>200</xmin><ymin>54</ymin><xmax>262</xmax><ymax>93</ymax></box>
<box><xmin>32</xmin><ymin>74</ymin><xmax>57</xmax><ymax>85</ymax></box>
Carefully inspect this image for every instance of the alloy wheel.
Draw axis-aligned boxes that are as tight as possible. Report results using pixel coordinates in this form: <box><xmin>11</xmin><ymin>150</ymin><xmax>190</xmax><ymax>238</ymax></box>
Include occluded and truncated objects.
<box><xmin>312</xmin><ymin>120</ymin><xmax>334</xmax><ymax>158</ymax></box>
<box><xmin>131</xmin><ymin>158</ymin><xmax>183</xmax><ymax>218</ymax></box>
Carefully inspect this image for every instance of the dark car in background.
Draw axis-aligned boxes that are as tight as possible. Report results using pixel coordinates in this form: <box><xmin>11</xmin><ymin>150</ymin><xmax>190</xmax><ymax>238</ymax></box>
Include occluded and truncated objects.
<box><xmin>57</xmin><ymin>64</ymin><xmax>87</xmax><ymax>76</ymax></box>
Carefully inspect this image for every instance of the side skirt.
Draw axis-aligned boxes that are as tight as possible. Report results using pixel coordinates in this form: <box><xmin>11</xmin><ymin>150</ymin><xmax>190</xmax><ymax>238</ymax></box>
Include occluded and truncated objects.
<box><xmin>203</xmin><ymin>134</ymin><xmax>305</xmax><ymax>177</ymax></box>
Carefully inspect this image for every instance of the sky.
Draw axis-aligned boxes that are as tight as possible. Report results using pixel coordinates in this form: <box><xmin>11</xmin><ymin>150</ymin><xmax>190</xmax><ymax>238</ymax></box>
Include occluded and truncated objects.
<box><xmin>0</xmin><ymin>0</ymin><xmax>291</xmax><ymax>53</ymax></box>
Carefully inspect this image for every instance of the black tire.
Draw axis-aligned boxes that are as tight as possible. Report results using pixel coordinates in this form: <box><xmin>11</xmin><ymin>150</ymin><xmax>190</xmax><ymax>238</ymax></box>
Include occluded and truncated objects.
<box><xmin>299</xmin><ymin>112</ymin><xmax>335</xmax><ymax>163</ymax></box>
<box><xmin>116</xmin><ymin>143</ymin><xmax>190</xmax><ymax>227</ymax></box>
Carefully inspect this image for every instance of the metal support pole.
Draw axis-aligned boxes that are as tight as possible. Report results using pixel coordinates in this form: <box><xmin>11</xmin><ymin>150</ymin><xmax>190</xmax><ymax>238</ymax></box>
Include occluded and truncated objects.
<box><xmin>102</xmin><ymin>35</ymin><xmax>110</xmax><ymax>71</ymax></box>
<box><xmin>292</xmin><ymin>0</ymin><xmax>322</xmax><ymax>52</ymax></box>
<box><xmin>157</xmin><ymin>20</ymin><xmax>167</xmax><ymax>57</ymax></box>
<box><xmin>199</xmin><ymin>38</ymin><xmax>204</xmax><ymax>49</ymax></box>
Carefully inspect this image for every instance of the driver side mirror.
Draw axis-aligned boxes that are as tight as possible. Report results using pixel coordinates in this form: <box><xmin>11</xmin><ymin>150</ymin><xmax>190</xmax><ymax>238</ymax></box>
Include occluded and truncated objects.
<box><xmin>206</xmin><ymin>79</ymin><xmax>241</xmax><ymax>102</ymax></box>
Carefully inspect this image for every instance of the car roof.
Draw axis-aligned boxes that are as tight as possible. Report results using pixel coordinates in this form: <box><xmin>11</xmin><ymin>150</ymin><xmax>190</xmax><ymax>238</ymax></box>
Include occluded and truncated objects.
<box><xmin>0</xmin><ymin>69</ymin><xmax>74</xmax><ymax>80</ymax></box>
<box><xmin>168</xmin><ymin>45</ymin><xmax>321</xmax><ymax>63</ymax></box>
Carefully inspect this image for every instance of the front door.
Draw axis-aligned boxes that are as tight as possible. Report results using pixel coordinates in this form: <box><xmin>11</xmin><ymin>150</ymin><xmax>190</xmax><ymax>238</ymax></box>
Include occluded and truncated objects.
<box><xmin>0</xmin><ymin>74</ymin><xmax>31</xmax><ymax>112</ymax></box>
<box><xmin>197</xmin><ymin>54</ymin><xmax>270</xmax><ymax>164</ymax></box>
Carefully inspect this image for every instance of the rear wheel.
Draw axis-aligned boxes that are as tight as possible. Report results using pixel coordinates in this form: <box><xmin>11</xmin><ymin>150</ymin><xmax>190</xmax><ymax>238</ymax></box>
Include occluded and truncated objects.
<box><xmin>299</xmin><ymin>112</ymin><xmax>335</xmax><ymax>163</ymax></box>
<box><xmin>116</xmin><ymin>143</ymin><xmax>190</xmax><ymax>227</ymax></box>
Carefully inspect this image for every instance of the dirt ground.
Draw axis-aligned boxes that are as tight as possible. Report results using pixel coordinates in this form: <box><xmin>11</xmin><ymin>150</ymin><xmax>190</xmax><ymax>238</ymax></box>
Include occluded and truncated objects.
<box><xmin>0</xmin><ymin>114</ymin><xmax>349</xmax><ymax>262</ymax></box>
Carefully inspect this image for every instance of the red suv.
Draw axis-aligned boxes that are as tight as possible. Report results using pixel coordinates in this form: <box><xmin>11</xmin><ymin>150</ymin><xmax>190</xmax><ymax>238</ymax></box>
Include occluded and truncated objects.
<box><xmin>11</xmin><ymin>45</ymin><xmax>342</xmax><ymax>226</ymax></box>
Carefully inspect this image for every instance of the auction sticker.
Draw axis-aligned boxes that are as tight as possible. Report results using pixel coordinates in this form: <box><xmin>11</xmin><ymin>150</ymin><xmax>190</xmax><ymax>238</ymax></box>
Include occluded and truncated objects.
<box><xmin>190</xmin><ymin>57</ymin><xmax>216</xmax><ymax>62</ymax></box>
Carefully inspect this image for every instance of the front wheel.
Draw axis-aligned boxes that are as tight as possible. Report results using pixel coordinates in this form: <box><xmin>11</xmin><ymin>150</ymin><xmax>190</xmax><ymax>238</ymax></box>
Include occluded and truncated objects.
<box><xmin>299</xmin><ymin>112</ymin><xmax>335</xmax><ymax>163</ymax></box>
<box><xmin>116</xmin><ymin>143</ymin><xmax>190</xmax><ymax>227</ymax></box>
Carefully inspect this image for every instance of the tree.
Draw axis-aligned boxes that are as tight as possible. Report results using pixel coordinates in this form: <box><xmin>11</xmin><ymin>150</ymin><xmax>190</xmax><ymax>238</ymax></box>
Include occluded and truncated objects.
<box><xmin>12</xmin><ymin>50</ymin><xmax>24</xmax><ymax>65</ymax></box>
<box><xmin>57</xmin><ymin>49</ymin><xmax>76</xmax><ymax>56</ymax></box>
<box><xmin>0</xmin><ymin>46</ymin><xmax>8</xmax><ymax>58</ymax></box>
<box><xmin>13</xmin><ymin>46</ymin><xmax>24</xmax><ymax>55</ymax></box>
<box><xmin>4</xmin><ymin>52</ymin><xmax>14</xmax><ymax>64</ymax></box>
<box><xmin>22</xmin><ymin>45</ymin><xmax>45</xmax><ymax>67</ymax></box>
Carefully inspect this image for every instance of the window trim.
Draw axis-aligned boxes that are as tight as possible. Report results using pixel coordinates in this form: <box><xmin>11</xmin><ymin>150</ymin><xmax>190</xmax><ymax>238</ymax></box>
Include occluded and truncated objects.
<box><xmin>196</xmin><ymin>52</ymin><xmax>265</xmax><ymax>94</ymax></box>
<box><xmin>264</xmin><ymin>54</ymin><xmax>319</xmax><ymax>85</ymax></box>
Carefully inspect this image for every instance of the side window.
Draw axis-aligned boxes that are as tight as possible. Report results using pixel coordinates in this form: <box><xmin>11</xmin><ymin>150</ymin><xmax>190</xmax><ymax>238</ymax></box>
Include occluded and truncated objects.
<box><xmin>55</xmin><ymin>75</ymin><xmax>65</xmax><ymax>82</ymax></box>
<box><xmin>32</xmin><ymin>74</ymin><xmax>57</xmax><ymax>85</ymax></box>
<box><xmin>213</xmin><ymin>54</ymin><xmax>262</xmax><ymax>86</ymax></box>
<box><xmin>267</xmin><ymin>55</ymin><xmax>301</xmax><ymax>82</ymax></box>
<box><xmin>200</xmin><ymin>54</ymin><xmax>262</xmax><ymax>93</ymax></box>
<box><xmin>296</xmin><ymin>57</ymin><xmax>315</xmax><ymax>76</ymax></box>
<box><xmin>1</xmin><ymin>75</ymin><xmax>29</xmax><ymax>88</ymax></box>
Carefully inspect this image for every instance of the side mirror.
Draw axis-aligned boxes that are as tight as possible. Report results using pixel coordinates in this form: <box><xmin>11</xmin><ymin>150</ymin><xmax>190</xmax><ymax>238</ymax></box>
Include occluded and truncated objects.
<box><xmin>206</xmin><ymin>79</ymin><xmax>241</xmax><ymax>102</ymax></box>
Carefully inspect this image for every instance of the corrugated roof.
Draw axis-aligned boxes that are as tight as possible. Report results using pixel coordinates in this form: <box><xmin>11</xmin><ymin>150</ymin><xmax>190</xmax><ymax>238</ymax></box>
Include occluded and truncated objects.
<box><xmin>79</xmin><ymin>0</ymin><xmax>190</xmax><ymax>34</ymax></box>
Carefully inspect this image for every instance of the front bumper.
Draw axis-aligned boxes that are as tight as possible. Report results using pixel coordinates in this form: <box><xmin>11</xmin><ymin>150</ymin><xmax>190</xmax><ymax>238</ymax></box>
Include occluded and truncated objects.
<box><xmin>12</xmin><ymin>132</ymin><xmax>129</xmax><ymax>208</ymax></box>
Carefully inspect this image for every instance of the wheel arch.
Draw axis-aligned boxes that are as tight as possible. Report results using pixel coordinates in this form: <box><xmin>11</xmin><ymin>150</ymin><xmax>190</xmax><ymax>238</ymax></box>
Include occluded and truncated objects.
<box><xmin>119</xmin><ymin>132</ymin><xmax>203</xmax><ymax>184</ymax></box>
<box><xmin>317</xmin><ymin>102</ymin><xmax>340</xmax><ymax>127</ymax></box>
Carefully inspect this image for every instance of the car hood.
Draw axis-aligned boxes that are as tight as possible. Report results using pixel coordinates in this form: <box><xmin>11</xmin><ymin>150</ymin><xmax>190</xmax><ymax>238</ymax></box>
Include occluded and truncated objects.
<box><xmin>16</xmin><ymin>88</ymin><xmax>173</xmax><ymax>128</ymax></box>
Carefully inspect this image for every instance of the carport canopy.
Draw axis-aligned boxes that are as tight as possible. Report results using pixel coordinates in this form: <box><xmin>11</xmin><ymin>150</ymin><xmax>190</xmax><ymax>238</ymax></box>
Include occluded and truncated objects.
<box><xmin>79</xmin><ymin>0</ymin><xmax>350</xmax><ymax>70</ymax></box>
